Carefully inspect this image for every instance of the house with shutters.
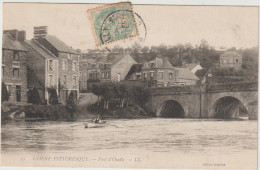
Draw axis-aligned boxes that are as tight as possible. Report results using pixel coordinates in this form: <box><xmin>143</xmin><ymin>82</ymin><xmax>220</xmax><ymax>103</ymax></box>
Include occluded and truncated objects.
<box><xmin>2</xmin><ymin>30</ymin><xmax>28</xmax><ymax>103</ymax></box>
<box><xmin>141</xmin><ymin>57</ymin><xmax>179</xmax><ymax>87</ymax></box>
<box><xmin>32</xmin><ymin>26</ymin><xmax>80</xmax><ymax>104</ymax></box>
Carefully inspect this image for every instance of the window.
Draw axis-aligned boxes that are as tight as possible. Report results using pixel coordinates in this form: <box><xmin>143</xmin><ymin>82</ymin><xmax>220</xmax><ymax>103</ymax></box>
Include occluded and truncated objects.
<box><xmin>62</xmin><ymin>60</ymin><xmax>67</xmax><ymax>70</ymax></box>
<box><xmin>63</xmin><ymin>75</ymin><xmax>67</xmax><ymax>85</ymax></box>
<box><xmin>151</xmin><ymin>62</ymin><xmax>155</xmax><ymax>68</ymax></box>
<box><xmin>158</xmin><ymin>72</ymin><xmax>163</xmax><ymax>80</ymax></box>
<box><xmin>16</xmin><ymin>85</ymin><xmax>21</xmax><ymax>102</ymax></box>
<box><xmin>89</xmin><ymin>73</ymin><xmax>92</xmax><ymax>79</ymax></box>
<box><xmin>6</xmin><ymin>85</ymin><xmax>11</xmax><ymax>96</ymax></box>
<box><xmin>48</xmin><ymin>60</ymin><xmax>53</xmax><ymax>71</ymax></box>
<box><xmin>73</xmin><ymin>76</ymin><xmax>77</xmax><ymax>86</ymax></box>
<box><xmin>13</xmin><ymin>51</ymin><xmax>19</xmax><ymax>61</ymax></box>
<box><xmin>105</xmin><ymin>72</ymin><xmax>109</xmax><ymax>78</ymax></box>
<box><xmin>169</xmin><ymin>72</ymin><xmax>173</xmax><ymax>80</ymax></box>
<box><xmin>96</xmin><ymin>73</ymin><xmax>99</xmax><ymax>79</ymax></box>
<box><xmin>144</xmin><ymin>72</ymin><xmax>147</xmax><ymax>80</ymax></box>
<box><xmin>68</xmin><ymin>53</ymin><xmax>72</xmax><ymax>60</ymax></box>
<box><xmin>236</xmin><ymin>59</ymin><xmax>239</xmax><ymax>63</ymax></box>
<box><xmin>13</xmin><ymin>68</ymin><xmax>19</xmax><ymax>78</ymax></box>
<box><xmin>150</xmin><ymin>72</ymin><xmax>154</xmax><ymax>80</ymax></box>
<box><xmin>72</xmin><ymin>61</ymin><xmax>77</xmax><ymax>71</ymax></box>
<box><xmin>102</xmin><ymin>72</ymin><xmax>105</xmax><ymax>78</ymax></box>
<box><xmin>48</xmin><ymin>74</ymin><xmax>53</xmax><ymax>86</ymax></box>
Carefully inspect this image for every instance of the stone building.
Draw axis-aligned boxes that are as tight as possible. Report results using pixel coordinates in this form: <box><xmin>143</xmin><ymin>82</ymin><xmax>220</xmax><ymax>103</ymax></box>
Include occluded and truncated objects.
<box><xmin>2</xmin><ymin>30</ymin><xmax>28</xmax><ymax>103</ymax></box>
<box><xmin>99</xmin><ymin>53</ymin><xmax>137</xmax><ymax>82</ymax></box>
<box><xmin>141</xmin><ymin>57</ymin><xmax>179</xmax><ymax>87</ymax></box>
<box><xmin>22</xmin><ymin>39</ymin><xmax>59</xmax><ymax>103</ymax></box>
<box><xmin>30</xmin><ymin>26</ymin><xmax>80</xmax><ymax>104</ymax></box>
<box><xmin>219</xmin><ymin>51</ymin><xmax>242</xmax><ymax>70</ymax></box>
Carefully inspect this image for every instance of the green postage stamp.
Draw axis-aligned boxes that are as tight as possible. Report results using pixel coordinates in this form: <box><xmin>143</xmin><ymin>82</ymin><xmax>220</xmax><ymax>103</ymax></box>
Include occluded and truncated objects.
<box><xmin>88</xmin><ymin>2</ymin><xmax>138</xmax><ymax>46</ymax></box>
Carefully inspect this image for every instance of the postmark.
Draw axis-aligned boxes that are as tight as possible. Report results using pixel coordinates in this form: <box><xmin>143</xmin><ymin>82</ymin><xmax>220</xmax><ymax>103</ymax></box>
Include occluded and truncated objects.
<box><xmin>88</xmin><ymin>2</ymin><xmax>138</xmax><ymax>46</ymax></box>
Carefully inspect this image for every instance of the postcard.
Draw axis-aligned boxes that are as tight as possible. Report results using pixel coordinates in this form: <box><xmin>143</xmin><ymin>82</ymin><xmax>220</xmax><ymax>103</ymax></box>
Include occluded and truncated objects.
<box><xmin>1</xmin><ymin>1</ymin><xmax>258</xmax><ymax>169</ymax></box>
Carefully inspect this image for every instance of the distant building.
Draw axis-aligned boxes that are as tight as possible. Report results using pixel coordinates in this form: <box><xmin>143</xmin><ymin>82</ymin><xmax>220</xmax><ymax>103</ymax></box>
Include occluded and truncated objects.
<box><xmin>141</xmin><ymin>57</ymin><xmax>179</xmax><ymax>87</ymax></box>
<box><xmin>182</xmin><ymin>62</ymin><xmax>203</xmax><ymax>74</ymax></box>
<box><xmin>31</xmin><ymin>26</ymin><xmax>80</xmax><ymax>104</ymax></box>
<box><xmin>175</xmin><ymin>68</ymin><xmax>200</xmax><ymax>85</ymax></box>
<box><xmin>22</xmin><ymin>38</ymin><xmax>59</xmax><ymax>103</ymax></box>
<box><xmin>99</xmin><ymin>53</ymin><xmax>137</xmax><ymax>82</ymax></box>
<box><xmin>2</xmin><ymin>30</ymin><xmax>28</xmax><ymax>103</ymax></box>
<box><xmin>219</xmin><ymin>51</ymin><xmax>242</xmax><ymax>70</ymax></box>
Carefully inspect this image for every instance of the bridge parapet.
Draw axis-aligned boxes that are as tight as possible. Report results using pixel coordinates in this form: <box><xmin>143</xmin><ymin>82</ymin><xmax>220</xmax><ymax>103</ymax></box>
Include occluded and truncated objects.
<box><xmin>150</xmin><ymin>85</ymin><xmax>200</xmax><ymax>95</ymax></box>
<box><xmin>206</xmin><ymin>82</ymin><xmax>258</xmax><ymax>92</ymax></box>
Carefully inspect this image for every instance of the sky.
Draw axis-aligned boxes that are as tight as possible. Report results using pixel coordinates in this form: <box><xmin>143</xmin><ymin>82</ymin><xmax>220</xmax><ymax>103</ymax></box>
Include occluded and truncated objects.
<box><xmin>2</xmin><ymin>3</ymin><xmax>259</xmax><ymax>50</ymax></box>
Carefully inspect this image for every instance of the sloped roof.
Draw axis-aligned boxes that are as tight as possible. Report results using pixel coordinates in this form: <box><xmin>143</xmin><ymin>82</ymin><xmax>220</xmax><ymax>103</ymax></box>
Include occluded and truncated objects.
<box><xmin>195</xmin><ymin>68</ymin><xmax>208</xmax><ymax>80</ymax></box>
<box><xmin>42</xmin><ymin>35</ymin><xmax>78</xmax><ymax>54</ymax></box>
<box><xmin>98</xmin><ymin>53</ymin><xmax>135</xmax><ymax>67</ymax></box>
<box><xmin>184</xmin><ymin>63</ymin><xmax>198</xmax><ymax>69</ymax></box>
<box><xmin>220</xmin><ymin>51</ymin><xmax>242</xmax><ymax>58</ymax></box>
<box><xmin>2</xmin><ymin>34</ymin><xmax>27</xmax><ymax>51</ymax></box>
<box><xmin>125</xmin><ymin>63</ymin><xmax>143</xmax><ymax>80</ymax></box>
<box><xmin>175</xmin><ymin>68</ymin><xmax>200</xmax><ymax>80</ymax></box>
<box><xmin>143</xmin><ymin>57</ymin><xmax>174</xmax><ymax>69</ymax></box>
<box><xmin>23</xmin><ymin>40</ymin><xmax>57</xmax><ymax>59</ymax></box>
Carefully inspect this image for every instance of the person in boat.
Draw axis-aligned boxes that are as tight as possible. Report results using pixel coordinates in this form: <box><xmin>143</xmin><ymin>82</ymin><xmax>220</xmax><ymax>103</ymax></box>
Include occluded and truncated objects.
<box><xmin>94</xmin><ymin>115</ymin><xmax>100</xmax><ymax>123</ymax></box>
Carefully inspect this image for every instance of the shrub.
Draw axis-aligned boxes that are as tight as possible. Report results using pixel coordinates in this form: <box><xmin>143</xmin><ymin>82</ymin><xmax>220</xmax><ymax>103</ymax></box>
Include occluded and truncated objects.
<box><xmin>2</xmin><ymin>83</ymin><xmax>9</xmax><ymax>102</ymax></box>
<box><xmin>28</xmin><ymin>87</ymin><xmax>42</xmax><ymax>105</ymax></box>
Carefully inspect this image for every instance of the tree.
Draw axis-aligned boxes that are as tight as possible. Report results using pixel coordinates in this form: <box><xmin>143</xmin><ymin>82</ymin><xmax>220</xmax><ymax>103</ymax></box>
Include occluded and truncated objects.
<box><xmin>92</xmin><ymin>83</ymin><xmax>103</xmax><ymax>106</ymax></box>
<box><xmin>48</xmin><ymin>88</ymin><xmax>59</xmax><ymax>105</ymax></box>
<box><xmin>66</xmin><ymin>92</ymin><xmax>76</xmax><ymax>119</ymax></box>
<box><xmin>130</xmin><ymin>85</ymin><xmax>150</xmax><ymax>107</ymax></box>
<box><xmin>28</xmin><ymin>87</ymin><xmax>42</xmax><ymax>105</ymax></box>
<box><xmin>2</xmin><ymin>83</ymin><xmax>9</xmax><ymax>102</ymax></box>
<box><xmin>115</xmin><ymin>82</ymin><xmax>127</xmax><ymax>108</ymax></box>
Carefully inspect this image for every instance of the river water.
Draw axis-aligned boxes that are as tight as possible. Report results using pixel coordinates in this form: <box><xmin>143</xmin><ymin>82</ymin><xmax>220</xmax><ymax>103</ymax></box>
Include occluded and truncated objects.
<box><xmin>1</xmin><ymin>118</ymin><xmax>257</xmax><ymax>169</ymax></box>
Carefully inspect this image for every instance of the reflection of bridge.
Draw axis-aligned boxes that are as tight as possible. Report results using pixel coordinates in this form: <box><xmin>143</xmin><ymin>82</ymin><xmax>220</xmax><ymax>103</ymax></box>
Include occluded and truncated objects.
<box><xmin>147</xmin><ymin>82</ymin><xmax>258</xmax><ymax>119</ymax></box>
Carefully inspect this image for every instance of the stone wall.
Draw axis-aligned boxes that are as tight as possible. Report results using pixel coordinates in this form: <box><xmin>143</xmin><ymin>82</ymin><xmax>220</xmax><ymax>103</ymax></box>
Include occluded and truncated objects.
<box><xmin>2</xmin><ymin>49</ymin><xmax>27</xmax><ymax>103</ymax></box>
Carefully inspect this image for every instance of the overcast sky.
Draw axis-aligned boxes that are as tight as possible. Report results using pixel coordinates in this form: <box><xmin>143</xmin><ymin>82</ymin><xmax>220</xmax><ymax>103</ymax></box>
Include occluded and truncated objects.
<box><xmin>3</xmin><ymin>3</ymin><xmax>259</xmax><ymax>50</ymax></box>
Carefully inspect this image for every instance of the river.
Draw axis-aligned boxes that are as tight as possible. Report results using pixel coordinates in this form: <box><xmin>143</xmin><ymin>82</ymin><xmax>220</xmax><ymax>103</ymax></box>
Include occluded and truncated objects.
<box><xmin>1</xmin><ymin>118</ymin><xmax>257</xmax><ymax>169</ymax></box>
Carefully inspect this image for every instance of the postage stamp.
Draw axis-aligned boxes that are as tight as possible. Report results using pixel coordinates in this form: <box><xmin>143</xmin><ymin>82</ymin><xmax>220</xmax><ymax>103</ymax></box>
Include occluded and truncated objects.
<box><xmin>88</xmin><ymin>2</ymin><xmax>138</xmax><ymax>46</ymax></box>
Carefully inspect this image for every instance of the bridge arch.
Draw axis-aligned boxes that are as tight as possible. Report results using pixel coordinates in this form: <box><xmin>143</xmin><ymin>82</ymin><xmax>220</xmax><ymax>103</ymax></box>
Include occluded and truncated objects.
<box><xmin>209</xmin><ymin>96</ymin><xmax>249</xmax><ymax>119</ymax></box>
<box><xmin>157</xmin><ymin>100</ymin><xmax>186</xmax><ymax>118</ymax></box>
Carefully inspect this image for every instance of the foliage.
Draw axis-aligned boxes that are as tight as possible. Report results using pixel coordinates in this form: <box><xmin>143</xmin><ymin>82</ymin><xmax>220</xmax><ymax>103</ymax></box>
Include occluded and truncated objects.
<box><xmin>2</xmin><ymin>83</ymin><xmax>9</xmax><ymax>102</ymax></box>
<box><xmin>66</xmin><ymin>92</ymin><xmax>76</xmax><ymax>114</ymax></box>
<box><xmin>48</xmin><ymin>88</ymin><xmax>59</xmax><ymax>105</ymax></box>
<box><xmin>28</xmin><ymin>87</ymin><xmax>42</xmax><ymax>105</ymax></box>
<box><xmin>91</xmin><ymin>82</ymin><xmax>151</xmax><ymax>110</ymax></box>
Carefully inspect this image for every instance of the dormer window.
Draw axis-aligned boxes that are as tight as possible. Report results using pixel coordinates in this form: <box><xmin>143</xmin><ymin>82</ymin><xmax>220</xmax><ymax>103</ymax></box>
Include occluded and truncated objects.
<box><xmin>13</xmin><ymin>51</ymin><xmax>19</xmax><ymax>61</ymax></box>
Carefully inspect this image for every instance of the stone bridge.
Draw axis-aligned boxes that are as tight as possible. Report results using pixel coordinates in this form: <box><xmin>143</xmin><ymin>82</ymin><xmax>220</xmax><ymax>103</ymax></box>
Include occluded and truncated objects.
<box><xmin>147</xmin><ymin>82</ymin><xmax>258</xmax><ymax>119</ymax></box>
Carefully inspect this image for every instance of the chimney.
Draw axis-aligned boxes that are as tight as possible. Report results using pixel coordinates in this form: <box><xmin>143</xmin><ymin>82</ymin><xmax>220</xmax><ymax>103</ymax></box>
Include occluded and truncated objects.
<box><xmin>34</xmin><ymin>26</ymin><xmax>48</xmax><ymax>39</ymax></box>
<box><xmin>17</xmin><ymin>31</ymin><xmax>26</xmax><ymax>41</ymax></box>
<box><xmin>3</xmin><ymin>29</ymin><xmax>18</xmax><ymax>40</ymax></box>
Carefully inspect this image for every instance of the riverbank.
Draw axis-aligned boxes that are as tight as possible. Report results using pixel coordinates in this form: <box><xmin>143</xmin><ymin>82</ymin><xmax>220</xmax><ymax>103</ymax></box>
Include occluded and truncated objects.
<box><xmin>79</xmin><ymin>103</ymin><xmax>153</xmax><ymax>119</ymax></box>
